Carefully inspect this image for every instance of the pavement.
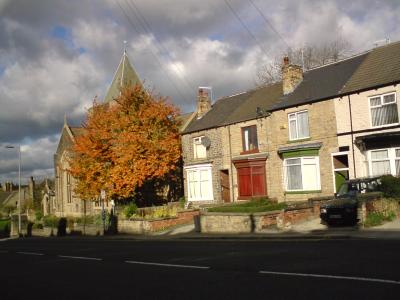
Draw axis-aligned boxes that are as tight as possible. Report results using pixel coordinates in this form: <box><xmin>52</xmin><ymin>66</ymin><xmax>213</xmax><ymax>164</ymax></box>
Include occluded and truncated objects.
<box><xmin>149</xmin><ymin>216</ymin><xmax>400</xmax><ymax>241</ymax></box>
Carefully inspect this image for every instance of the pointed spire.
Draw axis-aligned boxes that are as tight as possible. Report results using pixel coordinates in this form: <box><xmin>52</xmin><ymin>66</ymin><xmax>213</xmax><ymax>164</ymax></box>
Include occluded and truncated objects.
<box><xmin>103</xmin><ymin>43</ymin><xmax>142</xmax><ymax>104</ymax></box>
<box><xmin>64</xmin><ymin>113</ymin><xmax>68</xmax><ymax>126</ymax></box>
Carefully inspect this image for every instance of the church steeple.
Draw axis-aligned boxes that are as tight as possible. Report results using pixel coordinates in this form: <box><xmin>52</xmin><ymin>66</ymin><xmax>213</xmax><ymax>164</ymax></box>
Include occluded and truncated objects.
<box><xmin>103</xmin><ymin>47</ymin><xmax>142</xmax><ymax>103</ymax></box>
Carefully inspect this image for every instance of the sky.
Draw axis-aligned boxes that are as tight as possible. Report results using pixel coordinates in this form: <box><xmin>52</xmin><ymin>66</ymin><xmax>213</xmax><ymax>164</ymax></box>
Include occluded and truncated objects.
<box><xmin>0</xmin><ymin>0</ymin><xmax>400</xmax><ymax>184</ymax></box>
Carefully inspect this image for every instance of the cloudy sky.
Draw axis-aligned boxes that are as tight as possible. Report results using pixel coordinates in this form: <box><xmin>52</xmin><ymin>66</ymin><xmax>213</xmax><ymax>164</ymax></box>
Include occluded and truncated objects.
<box><xmin>0</xmin><ymin>0</ymin><xmax>400</xmax><ymax>184</ymax></box>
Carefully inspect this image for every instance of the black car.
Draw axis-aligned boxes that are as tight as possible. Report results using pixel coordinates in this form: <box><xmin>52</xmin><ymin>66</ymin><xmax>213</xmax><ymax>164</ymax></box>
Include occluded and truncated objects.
<box><xmin>320</xmin><ymin>177</ymin><xmax>381</xmax><ymax>226</ymax></box>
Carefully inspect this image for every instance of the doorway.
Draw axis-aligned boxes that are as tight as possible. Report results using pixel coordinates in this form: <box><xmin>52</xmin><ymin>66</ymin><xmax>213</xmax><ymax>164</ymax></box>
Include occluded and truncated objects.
<box><xmin>332</xmin><ymin>152</ymin><xmax>350</xmax><ymax>192</ymax></box>
<box><xmin>220</xmin><ymin>170</ymin><xmax>231</xmax><ymax>203</ymax></box>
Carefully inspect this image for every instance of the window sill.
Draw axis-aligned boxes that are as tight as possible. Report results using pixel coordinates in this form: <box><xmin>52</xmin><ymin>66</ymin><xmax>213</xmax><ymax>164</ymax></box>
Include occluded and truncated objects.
<box><xmin>285</xmin><ymin>190</ymin><xmax>321</xmax><ymax>195</ymax></box>
<box><xmin>287</xmin><ymin>137</ymin><xmax>311</xmax><ymax>144</ymax></box>
<box><xmin>371</xmin><ymin>122</ymin><xmax>399</xmax><ymax>129</ymax></box>
<box><xmin>240</xmin><ymin>149</ymin><xmax>259</xmax><ymax>155</ymax></box>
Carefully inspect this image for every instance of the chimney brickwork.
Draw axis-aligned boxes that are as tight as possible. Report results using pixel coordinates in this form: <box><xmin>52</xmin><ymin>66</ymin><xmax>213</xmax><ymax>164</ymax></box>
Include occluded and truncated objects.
<box><xmin>196</xmin><ymin>87</ymin><xmax>212</xmax><ymax>119</ymax></box>
<box><xmin>282</xmin><ymin>56</ymin><xmax>303</xmax><ymax>95</ymax></box>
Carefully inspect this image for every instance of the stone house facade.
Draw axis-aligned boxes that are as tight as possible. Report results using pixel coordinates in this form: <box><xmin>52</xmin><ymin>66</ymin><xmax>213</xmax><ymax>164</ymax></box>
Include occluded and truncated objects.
<box><xmin>181</xmin><ymin>41</ymin><xmax>400</xmax><ymax>204</ymax></box>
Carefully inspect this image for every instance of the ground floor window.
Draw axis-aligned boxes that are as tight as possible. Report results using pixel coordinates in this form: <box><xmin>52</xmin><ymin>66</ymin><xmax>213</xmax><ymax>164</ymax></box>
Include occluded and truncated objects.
<box><xmin>234</xmin><ymin>159</ymin><xmax>266</xmax><ymax>199</ymax></box>
<box><xmin>369</xmin><ymin>147</ymin><xmax>400</xmax><ymax>176</ymax></box>
<box><xmin>185</xmin><ymin>164</ymin><xmax>213</xmax><ymax>201</ymax></box>
<box><xmin>284</xmin><ymin>156</ymin><xmax>320</xmax><ymax>191</ymax></box>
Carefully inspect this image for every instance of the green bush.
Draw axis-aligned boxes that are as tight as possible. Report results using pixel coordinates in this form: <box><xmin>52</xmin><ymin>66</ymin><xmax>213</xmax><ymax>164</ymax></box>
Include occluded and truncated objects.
<box><xmin>208</xmin><ymin>198</ymin><xmax>287</xmax><ymax>213</ymax></box>
<box><xmin>124</xmin><ymin>203</ymin><xmax>138</xmax><ymax>219</ymax></box>
<box><xmin>42</xmin><ymin>215</ymin><xmax>59</xmax><ymax>228</ymax></box>
<box><xmin>32</xmin><ymin>223</ymin><xmax>43</xmax><ymax>229</ymax></box>
<box><xmin>378</xmin><ymin>175</ymin><xmax>400</xmax><ymax>198</ymax></box>
<box><xmin>35</xmin><ymin>210</ymin><xmax>43</xmax><ymax>221</ymax></box>
<box><xmin>179</xmin><ymin>197</ymin><xmax>186</xmax><ymax>209</ymax></box>
<box><xmin>0</xmin><ymin>220</ymin><xmax>10</xmax><ymax>233</ymax></box>
<box><xmin>364</xmin><ymin>211</ymin><xmax>396</xmax><ymax>227</ymax></box>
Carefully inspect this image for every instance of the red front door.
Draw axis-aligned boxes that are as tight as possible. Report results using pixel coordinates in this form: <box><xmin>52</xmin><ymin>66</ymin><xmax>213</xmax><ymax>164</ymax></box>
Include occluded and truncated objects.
<box><xmin>236</xmin><ymin>163</ymin><xmax>266</xmax><ymax>199</ymax></box>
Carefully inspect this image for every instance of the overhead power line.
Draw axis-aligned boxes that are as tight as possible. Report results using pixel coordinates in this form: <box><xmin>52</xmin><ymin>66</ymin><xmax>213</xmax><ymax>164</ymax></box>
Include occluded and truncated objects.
<box><xmin>115</xmin><ymin>0</ymin><xmax>190</xmax><ymax>104</ymax></box>
<box><xmin>127</xmin><ymin>0</ymin><xmax>196</xmax><ymax>93</ymax></box>
<box><xmin>247</xmin><ymin>0</ymin><xmax>291</xmax><ymax>51</ymax></box>
<box><xmin>223</xmin><ymin>0</ymin><xmax>271</xmax><ymax>57</ymax></box>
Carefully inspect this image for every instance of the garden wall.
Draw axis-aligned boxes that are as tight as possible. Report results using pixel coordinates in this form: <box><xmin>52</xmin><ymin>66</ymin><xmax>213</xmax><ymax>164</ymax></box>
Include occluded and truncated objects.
<box><xmin>200</xmin><ymin>206</ymin><xmax>317</xmax><ymax>234</ymax></box>
<box><xmin>117</xmin><ymin>209</ymin><xmax>199</xmax><ymax>234</ymax></box>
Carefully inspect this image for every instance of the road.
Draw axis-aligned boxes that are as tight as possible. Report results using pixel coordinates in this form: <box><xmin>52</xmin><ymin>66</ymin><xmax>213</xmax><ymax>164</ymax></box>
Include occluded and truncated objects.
<box><xmin>0</xmin><ymin>236</ymin><xmax>399</xmax><ymax>299</ymax></box>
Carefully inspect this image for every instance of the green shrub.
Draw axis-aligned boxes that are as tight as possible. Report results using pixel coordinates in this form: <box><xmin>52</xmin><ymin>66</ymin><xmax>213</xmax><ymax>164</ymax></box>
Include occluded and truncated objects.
<box><xmin>32</xmin><ymin>223</ymin><xmax>43</xmax><ymax>229</ymax></box>
<box><xmin>35</xmin><ymin>210</ymin><xmax>43</xmax><ymax>221</ymax></box>
<box><xmin>364</xmin><ymin>211</ymin><xmax>396</xmax><ymax>227</ymax></box>
<box><xmin>179</xmin><ymin>197</ymin><xmax>186</xmax><ymax>209</ymax></box>
<box><xmin>42</xmin><ymin>215</ymin><xmax>59</xmax><ymax>228</ymax></box>
<box><xmin>208</xmin><ymin>199</ymin><xmax>287</xmax><ymax>213</ymax></box>
<box><xmin>378</xmin><ymin>175</ymin><xmax>400</xmax><ymax>198</ymax></box>
<box><xmin>124</xmin><ymin>203</ymin><xmax>138</xmax><ymax>219</ymax></box>
<box><xmin>0</xmin><ymin>220</ymin><xmax>10</xmax><ymax>233</ymax></box>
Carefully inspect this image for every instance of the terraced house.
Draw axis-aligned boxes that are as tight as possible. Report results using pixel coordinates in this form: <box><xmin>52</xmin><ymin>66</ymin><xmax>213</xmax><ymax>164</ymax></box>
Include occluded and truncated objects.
<box><xmin>181</xmin><ymin>41</ymin><xmax>400</xmax><ymax>205</ymax></box>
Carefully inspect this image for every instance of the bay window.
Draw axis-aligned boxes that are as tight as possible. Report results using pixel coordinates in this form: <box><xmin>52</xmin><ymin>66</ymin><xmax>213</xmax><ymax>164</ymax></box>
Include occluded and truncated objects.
<box><xmin>369</xmin><ymin>148</ymin><xmax>400</xmax><ymax>176</ymax></box>
<box><xmin>284</xmin><ymin>156</ymin><xmax>320</xmax><ymax>191</ymax></box>
<box><xmin>369</xmin><ymin>92</ymin><xmax>399</xmax><ymax>127</ymax></box>
<box><xmin>288</xmin><ymin>110</ymin><xmax>309</xmax><ymax>140</ymax></box>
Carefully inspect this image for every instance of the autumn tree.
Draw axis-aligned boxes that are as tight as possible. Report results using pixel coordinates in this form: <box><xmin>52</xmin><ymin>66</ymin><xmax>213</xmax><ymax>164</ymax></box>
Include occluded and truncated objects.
<box><xmin>68</xmin><ymin>85</ymin><xmax>181</xmax><ymax>201</ymax></box>
<box><xmin>257</xmin><ymin>38</ymin><xmax>353</xmax><ymax>85</ymax></box>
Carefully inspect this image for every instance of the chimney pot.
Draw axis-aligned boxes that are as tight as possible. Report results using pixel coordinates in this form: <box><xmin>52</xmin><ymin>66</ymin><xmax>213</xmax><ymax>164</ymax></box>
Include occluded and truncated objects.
<box><xmin>283</xmin><ymin>56</ymin><xmax>289</xmax><ymax>65</ymax></box>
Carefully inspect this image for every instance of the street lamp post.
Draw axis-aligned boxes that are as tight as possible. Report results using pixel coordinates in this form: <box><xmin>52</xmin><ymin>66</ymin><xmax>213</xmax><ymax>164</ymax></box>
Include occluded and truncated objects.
<box><xmin>5</xmin><ymin>145</ymin><xmax>22</xmax><ymax>236</ymax></box>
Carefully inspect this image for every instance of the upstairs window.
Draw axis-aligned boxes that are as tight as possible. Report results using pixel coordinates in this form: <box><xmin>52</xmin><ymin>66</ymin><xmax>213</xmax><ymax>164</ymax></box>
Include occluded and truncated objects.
<box><xmin>241</xmin><ymin>125</ymin><xmax>258</xmax><ymax>153</ymax></box>
<box><xmin>193</xmin><ymin>136</ymin><xmax>206</xmax><ymax>159</ymax></box>
<box><xmin>288</xmin><ymin>110</ymin><xmax>309</xmax><ymax>140</ymax></box>
<box><xmin>370</xmin><ymin>92</ymin><xmax>399</xmax><ymax>127</ymax></box>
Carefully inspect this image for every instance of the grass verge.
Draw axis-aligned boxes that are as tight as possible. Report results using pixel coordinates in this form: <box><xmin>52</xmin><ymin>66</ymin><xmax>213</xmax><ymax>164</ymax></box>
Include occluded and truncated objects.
<box><xmin>208</xmin><ymin>199</ymin><xmax>287</xmax><ymax>213</ymax></box>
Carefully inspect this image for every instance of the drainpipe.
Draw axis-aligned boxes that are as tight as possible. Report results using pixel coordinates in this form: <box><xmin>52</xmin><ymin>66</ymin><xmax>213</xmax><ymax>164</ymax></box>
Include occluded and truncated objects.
<box><xmin>347</xmin><ymin>95</ymin><xmax>357</xmax><ymax>178</ymax></box>
<box><xmin>228</xmin><ymin>126</ymin><xmax>235</xmax><ymax>202</ymax></box>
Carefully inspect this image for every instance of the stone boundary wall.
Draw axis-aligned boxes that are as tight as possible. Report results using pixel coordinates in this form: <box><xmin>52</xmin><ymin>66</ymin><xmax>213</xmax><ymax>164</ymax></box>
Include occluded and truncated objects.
<box><xmin>200</xmin><ymin>205</ymin><xmax>319</xmax><ymax>234</ymax></box>
<box><xmin>118</xmin><ymin>209</ymin><xmax>199</xmax><ymax>234</ymax></box>
<box><xmin>359</xmin><ymin>198</ymin><xmax>400</xmax><ymax>224</ymax></box>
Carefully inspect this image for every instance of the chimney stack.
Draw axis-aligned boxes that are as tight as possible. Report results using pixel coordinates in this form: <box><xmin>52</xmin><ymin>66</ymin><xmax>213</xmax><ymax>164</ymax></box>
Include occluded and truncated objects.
<box><xmin>282</xmin><ymin>56</ymin><xmax>303</xmax><ymax>95</ymax></box>
<box><xmin>196</xmin><ymin>87</ymin><xmax>212</xmax><ymax>119</ymax></box>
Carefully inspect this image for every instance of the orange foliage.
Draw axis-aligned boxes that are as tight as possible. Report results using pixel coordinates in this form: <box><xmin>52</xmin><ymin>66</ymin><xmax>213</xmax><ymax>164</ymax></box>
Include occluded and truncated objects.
<box><xmin>68</xmin><ymin>85</ymin><xmax>181</xmax><ymax>200</ymax></box>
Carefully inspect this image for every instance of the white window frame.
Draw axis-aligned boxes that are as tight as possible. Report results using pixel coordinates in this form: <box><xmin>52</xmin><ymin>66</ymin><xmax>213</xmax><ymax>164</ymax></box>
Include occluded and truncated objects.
<box><xmin>368</xmin><ymin>92</ymin><xmax>399</xmax><ymax>128</ymax></box>
<box><xmin>185</xmin><ymin>164</ymin><xmax>214</xmax><ymax>201</ymax></box>
<box><xmin>288</xmin><ymin>110</ymin><xmax>310</xmax><ymax>141</ymax></box>
<box><xmin>331</xmin><ymin>151</ymin><xmax>350</xmax><ymax>193</ymax></box>
<box><xmin>368</xmin><ymin>147</ymin><xmax>400</xmax><ymax>176</ymax></box>
<box><xmin>193</xmin><ymin>136</ymin><xmax>207</xmax><ymax>159</ymax></box>
<box><xmin>283</xmin><ymin>156</ymin><xmax>321</xmax><ymax>192</ymax></box>
<box><xmin>242</xmin><ymin>125</ymin><xmax>258</xmax><ymax>152</ymax></box>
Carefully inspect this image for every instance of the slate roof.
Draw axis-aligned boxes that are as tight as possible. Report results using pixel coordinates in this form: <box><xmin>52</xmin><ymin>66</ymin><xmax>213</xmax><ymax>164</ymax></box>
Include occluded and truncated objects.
<box><xmin>183</xmin><ymin>41</ymin><xmax>400</xmax><ymax>135</ymax></box>
<box><xmin>341</xmin><ymin>41</ymin><xmax>400</xmax><ymax>94</ymax></box>
<box><xmin>270</xmin><ymin>53</ymin><xmax>367</xmax><ymax>111</ymax></box>
<box><xmin>183</xmin><ymin>82</ymin><xmax>282</xmax><ymax>134</ymax></box>
<box><xmin>104</xmin><ymin>51</ymin><xmax>142</xmax><ymax>103</ymax></box>
<box><xmin>69</xmin><ymin>127</ymin><xmax>85</xmax><ymax>137</ymax></box>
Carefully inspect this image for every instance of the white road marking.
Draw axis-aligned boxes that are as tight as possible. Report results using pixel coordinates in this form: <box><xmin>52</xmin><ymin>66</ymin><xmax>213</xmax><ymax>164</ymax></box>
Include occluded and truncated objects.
<box><xmin>125</xmin><ymin>260</ymin><xmax>210</xmax><ymax>270</ymax></box>
<box><xmin>58</xmin><ymin>255</ymin><xmax>102</xmax><ymax>261</ymax></box>
<box><xmin>259</xmin><ymin>270</ymin><xmax>400</xmax><ymax>285</ymax></box>
<box><xmin>17</xmin><ymin>251</ymin><xmax>44</xmax><ymax>256</ymax></box>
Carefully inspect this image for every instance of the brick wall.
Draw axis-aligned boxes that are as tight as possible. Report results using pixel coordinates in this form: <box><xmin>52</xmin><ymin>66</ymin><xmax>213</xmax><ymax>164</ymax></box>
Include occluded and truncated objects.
<box><xmin>266</xmin><ymin>100</ymin><xmax>339</xmax><ymax>202</ymax></box>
